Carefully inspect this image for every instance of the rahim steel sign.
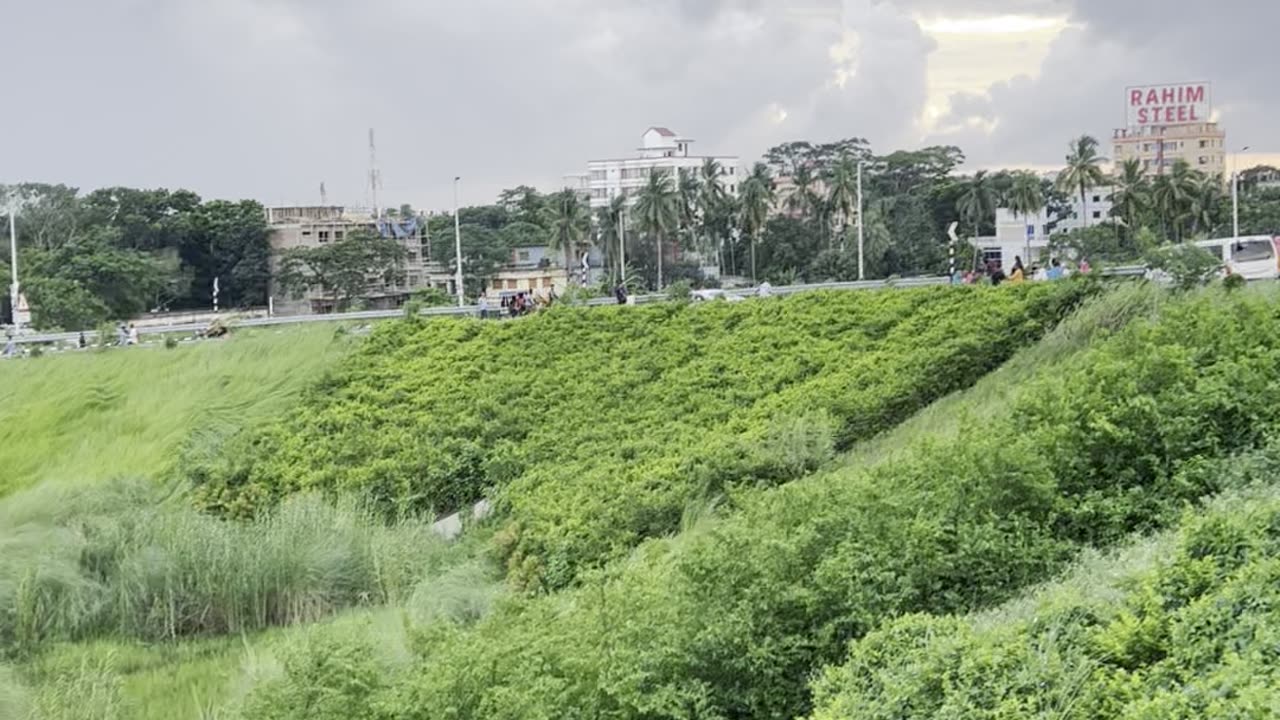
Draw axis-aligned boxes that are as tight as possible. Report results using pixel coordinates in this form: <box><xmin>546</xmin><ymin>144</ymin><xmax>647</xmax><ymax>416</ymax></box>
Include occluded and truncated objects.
<box><xmin>1127</xmin><ymin>83</ymin><xmax>1211</xmax><ymax>126</ymax></box>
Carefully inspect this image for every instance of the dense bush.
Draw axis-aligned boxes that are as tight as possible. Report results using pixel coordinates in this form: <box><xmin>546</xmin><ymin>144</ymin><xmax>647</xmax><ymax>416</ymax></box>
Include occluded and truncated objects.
<box><xmin>810</xmin><ymin>460</ymin><xmax>1280</xmax><ymax>720</ymax></box>
<box><xmin>247</xmin><ymin>286</ymin><xmax>1280</xmax><ymax>719</ymax></box>
<box><xmin>193</xmin><ymin>284</ymin><xmax>1090</xmax><ymax>589</ymax></box>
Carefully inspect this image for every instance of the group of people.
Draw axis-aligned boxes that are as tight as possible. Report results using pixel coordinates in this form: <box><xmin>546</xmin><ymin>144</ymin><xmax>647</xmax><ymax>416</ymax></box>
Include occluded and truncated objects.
<box><xmin>955</xmin><ymin>256</ymin><xmax>1091</xmax><ymax>287</ymax></box>
<box><xmin>115</xmin><ymin>323</ymin><xmax>141</xmax><ymax>346</ymax></box>
<box><xmin>479</xmin><ymin>288</ymin><xmax>558</xmax><ymax>320</ymax></box>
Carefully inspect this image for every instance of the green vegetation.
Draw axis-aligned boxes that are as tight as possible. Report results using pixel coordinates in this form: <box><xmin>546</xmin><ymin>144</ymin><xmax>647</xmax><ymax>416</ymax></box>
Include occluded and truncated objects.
<box><xmin>810</xmin><ymin>450</ymin><xmax>1280</xmax><ymax>720</ymax></box>
<box><xmin>193</xmin><ymin>283</ymin><xmax>1088</xmax><ymax>589</ymax></box>
<box><xmin>219</xmin><ymin>284</ymin><xmax>1280</xmax><ymax>719</ymax></box>
<box><xmin>0</xmin><ymin>325</ymin><xmax>350</xmax><ymax>498</ymax></box>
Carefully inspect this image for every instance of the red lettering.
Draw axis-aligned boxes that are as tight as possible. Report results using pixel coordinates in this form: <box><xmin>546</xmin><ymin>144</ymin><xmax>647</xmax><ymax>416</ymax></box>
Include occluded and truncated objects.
<box><xmin>1131</xmin><ymin>89</ymin><xmax>1144</xmax><ymax>106</ymax></box>
<box><xmin>1161</xmin><ymin>88</ymin><xmax>1176</xmax><ymax>104</ymax></box>
<box><xmin>1138</xmin><ymin>108</ymin><xmax>1148</xmax><ymax>124</ymax></box>
<box><xmin>1190</xmin><ymin>105</ymin><xmax>1200</xmax><ymax>121</ymax></box>
<box><xmin>1177</xmin><ymin>106</ymin><xmax>1189</xmax><ymax>122</ymax></box>
<box><xmin>1186</xmin><ymin>86</ymin><xmax>1205</xmax><ymax>104</ymax></box>
<box><xmin>1146</xmin><ymin>89</ymin><xmax>1159</xmax><ymax>105</ymax></box>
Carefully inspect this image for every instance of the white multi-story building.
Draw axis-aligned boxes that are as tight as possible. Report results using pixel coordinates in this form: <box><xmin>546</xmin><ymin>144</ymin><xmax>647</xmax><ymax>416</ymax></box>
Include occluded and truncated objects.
<box><xmin>973</xmin><ymin>183</ymin><xmax>1116</xmax><ymax>271</ymax></box>
<box><xmin>582</xmin><ymin>127</ymin><xmax>740</xmax><ymax>209</ymax></box>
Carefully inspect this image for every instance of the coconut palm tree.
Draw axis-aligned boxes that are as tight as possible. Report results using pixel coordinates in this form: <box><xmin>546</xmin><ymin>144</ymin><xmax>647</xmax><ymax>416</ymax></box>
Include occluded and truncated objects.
<box><xmin>1056</xmin><ymin>135</ymin><xmax>1107</xmax><ymax>228</ymax></box>
<box><xmin>739</xmin><ymin>162</ymin><xmax>776</xmax><ymax>284</ymax></box>
<box><xmin>956</xmin><ymin>170</ymin><xmax>998</xmax><ymax>243</ymax></box>
<box><xmin>826</xmin><ymin>152</ymin><xmax>858</xmax><ymax>250</ymax></box>
<box><xmin>785</xmin><ymin>164</ymin><xmax>822</xmax><ymax>222</ymax></box>
<box><xmin>595</xmin><ymin>195</ymin><xmax>627</xmax><ymax>283</ymax></box>
<box><xmin>544</xmin><ymin>189</ymin><xmax>590</xmax><ymax>282</ymax></box>
<box><xmin>1007</xmin><ymin>171</ymin><xmax>1044</xmax><ymax>252</ymax></box>
<box><xmin>1152</xmin><ymin>160</ymin><xmax>1199</xmax><ymax>242</ymax></box>
<box><xmin>677</xmin><ymin>168</ymin><xmax>700</xmax><ymax>263</ymax></box>
<box><xmin>633</xmin><ymin>170</ymin><xmax>678</xmax><ymax>290</ymax></box>
<box><xmin>697</xmin><ymin>158</ymin><xmax>729</xmax><ymax>262</ymax></box>
<box><xmin>1109</xmin><ymin>158</ymin><xmax>1151</xmax><ymax>241</ymax></box>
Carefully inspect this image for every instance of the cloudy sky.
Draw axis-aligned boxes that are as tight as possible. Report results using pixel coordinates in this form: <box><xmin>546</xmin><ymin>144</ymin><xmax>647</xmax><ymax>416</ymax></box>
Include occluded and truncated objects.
<box><xmin>3</xmin><ymin>0</ymin><xmax>1275</xmax><ymax>210</ymax></box>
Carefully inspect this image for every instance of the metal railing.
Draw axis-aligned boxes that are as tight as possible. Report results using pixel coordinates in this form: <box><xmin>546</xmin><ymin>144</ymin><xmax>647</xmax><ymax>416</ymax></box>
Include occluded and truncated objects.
<box><xmin>10</xmin><ymin>272</ymin><xmax>1139</xmax><ymax>346</ymax></box>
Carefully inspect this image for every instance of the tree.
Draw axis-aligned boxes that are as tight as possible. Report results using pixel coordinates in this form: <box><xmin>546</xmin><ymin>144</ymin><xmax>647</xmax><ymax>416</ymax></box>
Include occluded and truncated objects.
<box><xmin>1109</xmin><ymin>159</ymin><xmax>1151</xmax><ymax>242</ymax></box>
<box><xmin>21</xmin><ymin>228</ymin><xmax>166</xmax><ymax>329</ymax></box>
<box><xmin>784</xmin><ymin>164</ymin><xmax>822</xmax><ymax>222</ymax></box>
<box><xmin>632</xmin><ymin>170</ymin><xmax>678</xmax><ymax>290</ymax></box>
<box><xmin>1152</xmin><ymin>160</ymin><xmax>1199</xmax><ymax>242</ymax></box>
<box><xmin>1191</xmin><ymin>173</ymin><xmax>1226</xmax><ymax>238</ymax></box>
<box><xmin>1007</xmin><ymin>171</ymin><xmax>1045</xmax><ymax>250</ymax></box>
<box><xmin>740</xmin><ymin>162</ymin><xmax>776</xmax><ymax>284</ymax></box>
<box><xmin>180</xmin><ymin>200</ymin><xmax>272</xmax><ymax>310</ymax></box>
<box><xmin>956</xmin><ymin>171</ymin><xmax>998</xmax><ymax>242</ymax></box>
<box><xmin>826</xmin><ymin>152</ymin><xmax>859</xmax><ymax>251</ymax></box>
<box><xmin>543</xmin><ymin>189</ymin><xmax>590</xmax><ymax>280</ymax></box>
<box><xmin>677</xmin><ymin>168</ymin><xmax>700</xmax><ymax>262</ymax></box>
<box><xmin>595</xmin><ymin>195</ymin><xmax>626</xmax><ymax>284</ymax></box>
<box><xmin>697</xmin><ymin>159</ymin><xmax>729</xmax><ymax>262</ymax></box>
<box><xmin>1056</xmin><ymin>135</ymin><xmax>1107</xmax><ymax>228</ymax></box>
<box><xmin>445</xmin><ymin>224</ymin><xmax>513</xmax><ymax>299</ymax></box>
<box><xmin>497</xmin><ymin>186</ymin><xmax>547</xmax><ymax>227</ymax></box>
<box><xmin>276</xmin><ymin>230</ymin><xmax>406</xmax><ymax>311</ymax></box>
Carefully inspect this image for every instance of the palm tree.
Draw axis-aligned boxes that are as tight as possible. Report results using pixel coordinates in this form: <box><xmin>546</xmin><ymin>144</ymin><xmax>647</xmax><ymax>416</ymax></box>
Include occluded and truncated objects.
<box><xmin>697</xmin><ymin>158</ymin><xmax>728</xmax><ymax>263</ymax></box>
<box><xmin>1007</xmin><ymin>171</ymin><xmax>1044</xmax><ymax>258</ymax></box>
<box><xmin>1152</xmin><ymin>160</ymin><xmax>1198</xmax><ymax>242</ymax></box>
<box><xmin>1056</xmin><ymin>135</ymin><xmax>1107</xmax><ymax>228</ymax></box>
<box><xmin>739</xmin><ymin>162</ymin><xmax>776</xmax><ymax>284</ymax></box>
<box><xmin>596</xmin><ymin>195</ymin><xmax>626</xmax><ymax>283</ymax></box>
<box><xmin>1109</xmin><ymin>158</ymin><xmax>1151</xmax><ymax>241</ymax></box>
<box><xmin>633</xmin><ymin>170</ymin><xmax>678</xmax><ymax>290</ymax></box>
<box><xmin>826</xmin><ymin>152</ymin><xmax>858</xmax><ymax>250</ymax></box>
<box><xmin>785</xmin><ymin>164</ymin><xmax>822</xmax><ymax>222</ymax></box>
<box><xmin>1190</xmin><ymin>173</ymin><xmax>1226</xmax><ymax>238</ymax></box>
<box><xmin>956</xmin><ymin>170</ymin><xmax>998</xmax><ymax>243</ymax></box>
<box><xmin>544</xmin><ymin>189</ymin><xmax>590</xmax><ymax>282</ymax></box>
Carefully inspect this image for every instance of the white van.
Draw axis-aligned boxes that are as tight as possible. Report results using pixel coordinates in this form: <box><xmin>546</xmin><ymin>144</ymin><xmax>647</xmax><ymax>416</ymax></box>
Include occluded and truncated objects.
<box><xmin>1196</xmin><ymin>236</ymin><xmax>1280</xmax><ymax>280</ymax></box>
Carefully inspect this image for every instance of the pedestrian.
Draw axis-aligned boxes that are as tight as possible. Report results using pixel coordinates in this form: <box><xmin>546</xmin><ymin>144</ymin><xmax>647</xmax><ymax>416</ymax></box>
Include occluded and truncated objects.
<box><xmin>1078</xmin><ymin>258</ymin><xmax>1092</xmax><ymax>275</ymax></box>
<box><xmin>987</xmin><ymin>260</ymin><xmax>1007</xmax><ymax>286</ymax></box>
<box><xmin>117</xmin><ymin>324</ymin><xmax>129</xmax><ymax>346</ymax></box>
<box><xmin>1032</xmin><ymin>264</ymin><xmax>1047</xmax><ymax>282</ymax></box>
<box><xmin>614</xmin><ymin>283</ymin><xmax>628</xmax><ymax>305</ymax></box>
<box><xmin>1046</xmin><ymin>258</ymin><xmax>1065</xmax><ymax>281</ymax></box>
<box><xmin>478</xmin><ymin>295</ymin><xmax>490</xmax><ymax>320</ymax></box>
<box><xmin>758</xmin><ymin>281</ymin><xmax>773</xmax><ymax>298</ymax></box>
<box><xmin>1009</xmin><ymin>256</ymin><xmax>1026</xmax><ymax>284</ymax></box>
<box><xmin>78</xmin><ymin>332</ymin><xmax>87</xmax><ymax>349</ymax></box>
<box><xmin>127</xmin><ymin>324</ymin><xmax>140</xmax><ymax>346</ymax></box>
<box><xmin>3</xmin><ymin>329</ymin><xmax>16</xmax><ymax>358</ymax></box>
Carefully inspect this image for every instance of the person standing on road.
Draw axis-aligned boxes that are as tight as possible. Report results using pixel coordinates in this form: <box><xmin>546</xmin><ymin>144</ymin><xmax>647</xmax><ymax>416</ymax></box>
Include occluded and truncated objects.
<box><xmin>478</xmin><ymin>295</ymin><xmax>490</xmax><ymax>320</ymax></box>
<box><xmin>614</xmin><ymin>283</ymin><xmax>628</xmax><ymax>305</ymax></box>
<box><xmin>116</xmin><ymin>324</ymin><xmax>129</xmax><ymax>346</ymax></box>
<box><xmin>1047</xmin><ymin>258</ymin><xmax>1065</xmax><ymax>281</ymax></box>
<box><xmin>987</xmin><ymin>261</ymin><xmax>1007</xmax><ymax>286</ymax></box>
<box><xmin>3</xmin><ymin>330</ymin><xmax>16</xmax><ymax>358</ymax></box>
<box><xmin>1009</xmin><ymin>256</ymin><xmax>1026</xmax><ymax>284</ymax></box>
<box><xmin>127</xmin><ymin>324</ymin><xmax>140</xmax><ymax>346</ymax></box>
<box><xmin>78</xmin><ymin>332</ymin><xmax>87</xmax><ymax>349</ymax></box>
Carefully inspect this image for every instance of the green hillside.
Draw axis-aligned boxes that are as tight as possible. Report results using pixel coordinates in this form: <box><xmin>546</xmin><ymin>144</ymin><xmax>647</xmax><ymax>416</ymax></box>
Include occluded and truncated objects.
<box><xmin>0</xmin><ymin>326</ymin><xmax>352</xmax><ymax>498</ymax></box>
<box><xmin>195</xmin><ymin>283</ymin><xmax>1089</xmax><ymax>590</ymax></box>
<box><xmin>227</xmin><ymin>284</ymin><xmax>1280</xmax><ymax>720</ymax></box>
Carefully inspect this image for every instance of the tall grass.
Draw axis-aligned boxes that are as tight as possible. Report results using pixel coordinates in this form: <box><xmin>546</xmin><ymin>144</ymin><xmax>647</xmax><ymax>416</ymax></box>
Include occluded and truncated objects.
<box><xmin>0</xmin><ymin>478</ymin><xmax>470</xmax><ymax>655</ymax></box>
<box><xmin>0</xmin><ymin>325</ymin><xmax>352</xmax><ymax>498</ymax></box>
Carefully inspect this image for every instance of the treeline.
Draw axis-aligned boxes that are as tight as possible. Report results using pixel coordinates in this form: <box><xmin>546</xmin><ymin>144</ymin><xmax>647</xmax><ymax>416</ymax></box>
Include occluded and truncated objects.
<box><xmin>1</xmin><ymin>184</ymin><xmax>270</xmax><ymax>329</ymax></box>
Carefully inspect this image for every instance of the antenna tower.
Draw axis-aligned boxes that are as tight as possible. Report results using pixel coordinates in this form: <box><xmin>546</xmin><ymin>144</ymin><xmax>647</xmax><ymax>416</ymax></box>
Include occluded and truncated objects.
<box><xmin>368</xmin><ymin>128</ymin><xmax>382</xmax><ymax>217</ymax></box>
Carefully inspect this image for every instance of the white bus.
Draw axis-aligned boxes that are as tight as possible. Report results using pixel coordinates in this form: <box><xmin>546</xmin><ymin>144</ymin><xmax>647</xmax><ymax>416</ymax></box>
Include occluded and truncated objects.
<box><xmin>1196</xmin><ymin>236</ymin><xmax>1280</xmax><ymax>280</ymax></box>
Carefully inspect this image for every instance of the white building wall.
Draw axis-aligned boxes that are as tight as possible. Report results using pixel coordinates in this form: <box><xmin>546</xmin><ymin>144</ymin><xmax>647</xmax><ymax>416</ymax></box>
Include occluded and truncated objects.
<box><xmin>585</xmin><ymin>127</ymin><xmax>739</xmax><ymax>209</ymax></box>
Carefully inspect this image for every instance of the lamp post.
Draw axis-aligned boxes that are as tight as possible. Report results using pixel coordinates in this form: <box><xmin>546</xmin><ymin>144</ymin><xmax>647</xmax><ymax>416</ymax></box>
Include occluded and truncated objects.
<box><xmin>1232</xmin><ymin>146</ymin><xmax>1250</xmax><ymax>239</ymax></box>
<box><xmin>453</xmin><ymin>177</ymin><xmax>464</xmax><ymax>307</ymax></box>
<box><xmin>856</xmin><ymin>160</ymin><xmax>865</xmax><ymax>281</ymax></box>
<box><xmin>5</xmin><ymin>202</ymin><xmax>17</xmax><ymax>329</ymax></box>
<box><xmin>618</xmin><ymin>207</ymin><xmax>627</xmax><ymax>287</ymax></box>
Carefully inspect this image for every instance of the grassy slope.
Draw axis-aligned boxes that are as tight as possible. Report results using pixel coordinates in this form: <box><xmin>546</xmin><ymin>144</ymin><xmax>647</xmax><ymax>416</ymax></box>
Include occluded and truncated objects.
<box><xmin>0</xmin><ymin>326</ymin><xmax>352</xmax><ymax>498</ymax></box>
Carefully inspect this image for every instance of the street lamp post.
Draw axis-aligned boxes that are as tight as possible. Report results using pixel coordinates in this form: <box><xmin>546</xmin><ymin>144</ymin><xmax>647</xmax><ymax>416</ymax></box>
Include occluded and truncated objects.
<box><xmin>856</xmin><ymin>160</ymin><xmax>865</xmax><ymax>281</ymax></box>
<box><xmin>1232</xmin><ymin>146</ymin><xmax>1250</xmax><ymax>240</ymax></box>
<box><xmin>618</xmin><ymin>207</ymin><xmax>627</xmax><ymax>287</ymax></box>
<box><xmin>453</xmin><ymin>177</ymin><xmax>465</xmax><ymax>307</ymax></box>
<box><xmin>6</xmin><ymin>204</ymin><xmax>17</xmax><ymax>330</ymax></box>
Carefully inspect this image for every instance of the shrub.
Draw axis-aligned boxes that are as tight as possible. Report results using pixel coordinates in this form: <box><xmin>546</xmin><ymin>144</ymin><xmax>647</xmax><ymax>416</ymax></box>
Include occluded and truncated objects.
<box><xmin>1146</xmin><ymin>243</ymin><xmax>1221</xmax><ymax>290</ymax></box>
<box><xmin>193</xmin><ymin>283</ymin><xmax>1091</xmax><ymax>589</ymax></box>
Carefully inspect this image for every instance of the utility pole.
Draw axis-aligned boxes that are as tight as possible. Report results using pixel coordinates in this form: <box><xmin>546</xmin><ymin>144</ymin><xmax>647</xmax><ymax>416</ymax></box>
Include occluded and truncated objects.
<box><xmin>453</xmin><ymin>177</ymin><xmax>465</xmax><ymax>307</ymax></box>
<box><xmin>856</xmin><ymin>160</ymin><xmax>865</xmax><ymax>281</ymax></box>
<box><xmin>368</xmin><ymin>129</ymin><xmax>382</xmax><ymax>218</ymax></box>
<box><xmin>618</xmin><ymin>207</ymin><xmax>627</xmax><ymax>286</ymax></box>
<box><xmin>1233</xmin><ymin>145</ymin><xmax>1250</xmax><ymax>239</ymax></box>
<box><xmin>7</xmin><ymin>207</ymin><xmax>18</xmax><ymax>329</ymax></box>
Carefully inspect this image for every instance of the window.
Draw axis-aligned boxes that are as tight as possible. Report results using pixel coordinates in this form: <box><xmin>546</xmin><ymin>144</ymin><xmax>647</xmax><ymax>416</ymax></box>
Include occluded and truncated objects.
<box><xmin>1092</xmin><ymin>211</ymin><xmax>1102</xmax><ymax>220</ymax></box>
<box><xmin>517</xmin><ymin>250</ymin><xmax>531</xmax><ymax>262</ymax></box>
<box><xmin>1203</xmin><ymin>244</ymin><xmax>1226</xmax><ymax>261</ymax></box>
<box><xmin>506</xmin><ymin>279</ymin><xmax>518</xmax><ymax>290</ymax></box>
<box><xmin>407</xmin><ymin>251</ymin><xmax>419</xmax><ymax>263</ymax></box>
<box><xmin>729</xmin><ymin>185</ymin><xmax>736</xmax><ymax>194</ymax></box>
<box><xmin>542</xmin><ymin>277</ymin><xmax>553</xmax><ymax>288</ymax></box>
<box><xmin>1143</xmin><ymin>143</ymin><xmax>1152</xmax><ymax>152</ymax></box>
<box><xmin>1199</xmin><ymin>157</ymin><xmax>1208</xmax><ymax>165</ymax></box>
<box><xmin>302</xmin><ymin>230</ymin><xmax>312</xmax><ymax>237</ymax></box>
<box><xmin>1092</xmin><ymin>195</ymin><xmax>1101</xmax><ymax>203</ymax></box>
<box><xmin>335</xmin><ymin>231</ymin><xmax>345</xmax><ymax>240</ymax></box>
<box><xmin>318</xmin><ymin>231</ymin><xmax>331</xmax><ymax>243</ymax></box>
<box><xmin>730</xmin><ymin>167</ymin><xmax>736</xmax><ymax>176</ymax></box>
<box><xmin>1200</xmin><ymin>140</ymin><xmax>1209</xmax><ymax>148</ymax></box>
<box><xmin>408</xmin><ymin>274</ymin><xmax>421</xmax><ymax>287</ymax></box>
<box><xmin>1232</xmin><ymin>240</ymin><xmax>1275</xmax><ymax>263</ymax></box>
<box><xmin>981</xmin><ymin>248</ymin><xmax>1003</xmax><ymax>269</ymax></box>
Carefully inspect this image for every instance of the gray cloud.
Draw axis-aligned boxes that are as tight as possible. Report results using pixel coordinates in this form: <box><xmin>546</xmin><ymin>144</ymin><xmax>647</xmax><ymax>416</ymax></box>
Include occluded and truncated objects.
<box><xmin>3</xmin><ymin>0</ymin><xmax>1267</xmax><ymax>211</ymax></box>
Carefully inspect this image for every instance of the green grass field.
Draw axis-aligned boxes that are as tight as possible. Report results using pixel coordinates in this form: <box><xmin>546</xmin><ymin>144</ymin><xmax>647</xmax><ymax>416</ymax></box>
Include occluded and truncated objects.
<box><xmin>0</xmin><ymin>326</ymin><xmax>354</xmax><ymax>498</ymax></box>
